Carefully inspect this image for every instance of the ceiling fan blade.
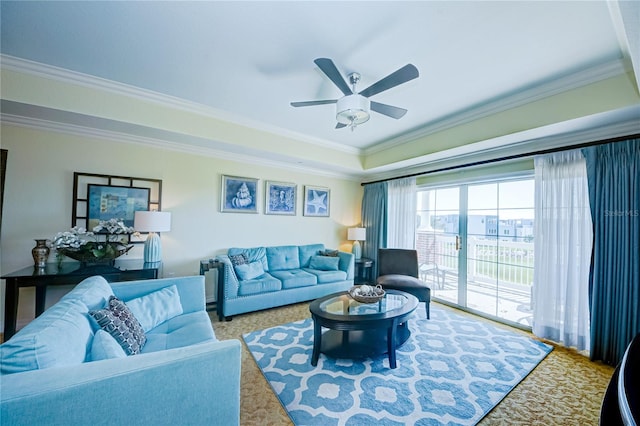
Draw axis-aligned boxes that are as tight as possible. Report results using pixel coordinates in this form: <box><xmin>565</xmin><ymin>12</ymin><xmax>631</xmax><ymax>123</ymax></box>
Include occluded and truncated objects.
<box><xmin>335</xmin><ymin>122</ymin><xmax>348</xmax><ymax>129</ymax></box>
<box><xmin>290</xmin><ymin>100</ymin><xmax>337</xmax><ymax>107</ymax></box>
<box><xmin>370</xmin><ymin>101</ymin><xmax>408</xmax><ymax>119</ymax></box>
<box><xmin>314</xmin><ymin>58</ymin><xmax>353</xmax><ymax>96</ymax></box>
<box><xmin>358</xmin><ymin>64</ymin><xmax>419</xmax><ymax>98</ymax></box>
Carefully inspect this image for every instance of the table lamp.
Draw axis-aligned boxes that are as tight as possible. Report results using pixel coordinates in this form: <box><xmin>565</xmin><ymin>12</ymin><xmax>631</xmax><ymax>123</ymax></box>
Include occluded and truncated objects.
<box><xmin>134</xmin><ymin>211</ymin><xmax>171</xmax><ymax>263</ymax></box>
<box><xmin>347</xmin><ymin>227</ymin><xmax>366</xmax><ymax>260</ymax></box>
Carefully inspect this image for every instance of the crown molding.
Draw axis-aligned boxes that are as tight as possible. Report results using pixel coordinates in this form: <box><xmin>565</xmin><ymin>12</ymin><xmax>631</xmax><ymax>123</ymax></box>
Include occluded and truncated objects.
<box><xmin>0</xmin><ymin>54</ymin><xmax>361</xmax><ymax>156</ymax></box>
<box><xmin>362</xmin><ymin>105</ymin><xmax>640</xmax><ymax>183</ymax></box>
<box><xmin>1</xmin><ymin>113</ymin><xmax>364</xmax><ymax>181</ymax></box>
<box><xmin>365</xmin><ymin>59</ymin><xmax>629</xmax><ymax>156</ymax></box>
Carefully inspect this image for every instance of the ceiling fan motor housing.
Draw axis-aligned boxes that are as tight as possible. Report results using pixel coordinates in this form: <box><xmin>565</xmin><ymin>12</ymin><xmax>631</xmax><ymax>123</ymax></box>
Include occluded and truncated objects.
<box><xmin>336</xmin><ymin>94</ymin><xmax>370</xmax><ymax>125</ymax></box>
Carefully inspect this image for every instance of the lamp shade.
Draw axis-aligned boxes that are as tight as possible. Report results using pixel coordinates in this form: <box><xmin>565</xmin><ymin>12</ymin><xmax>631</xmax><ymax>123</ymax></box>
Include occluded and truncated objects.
<box><xmin>134</xmin><ymin>211</ymin><xmax>171</xmax><ymax>233</ymax></box>
<box><xmin>347</xmin><ymin>227</ymin><xmax>366</xmax><ymax>241</ymax></box>
<box><xmin>336</xmin><ymin>95</ymin><xmax>370</xmax><ymax>125</ymax></box>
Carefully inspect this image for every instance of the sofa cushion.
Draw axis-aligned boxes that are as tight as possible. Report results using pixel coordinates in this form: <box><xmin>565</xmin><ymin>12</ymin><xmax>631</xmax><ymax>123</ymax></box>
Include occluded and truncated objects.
<box><xmin>238</xmin><ymin>273</ymin><xmax>282</xmax><ymax>296</ymax></box>
<box><xmin>235</xmin><ymin>261</ymin><xmax>265</xmax><ymax>281</ymax></box>
<box><xmin>304</xmin><ymin>268</ymin><xmax>348</xmax><ymax>284</ymax></box>
<box><xmin>90</xmin><ymin>329</ymin><xmax>127</xmax><ymax>361</ymax></box>
<box><xmin>229</xmin><ymin>246</ymin><xmax>269</xmax><ymax>271</ymax></box>
<box><xmin>89</xmin><ymin>296</ymin><xmax>147</xmax><ymax>355</ymax></box>
<box><xmin>125</xmin><ymin>285</ymin><xmax>183</xmax><ymax>332</ymax></box>
<box><xmin>0</xmin><ymin>298</ymin><xmax>94</xmax><ymax>374</ymax></box>
<box><xmin>299</xmin><ymin>243</ymin><xmax>325</xmax><ymax>267</ymax></box>
<box><xmin>61</xmin><ymin>275</ymin><xmax>115</xmax><ymax>312</ymax></box>
<box><xmin>269</xmin><ymin>269</ymin><xmax>317</xmax><ymax>289</ymax></box>
<box><xmin>266</xmin><ymin>245</ymin><xmax>300</xmax><ymax>271</ymax></box>
<box><xmin>142</xmin><ymin>311</ymin><xmax>217</xmax><ymax>352</ymax></box>
<box><xmin>309</xmin><ymin>255</ymin><xmax>340</xmax><ymax>271</ymax></box>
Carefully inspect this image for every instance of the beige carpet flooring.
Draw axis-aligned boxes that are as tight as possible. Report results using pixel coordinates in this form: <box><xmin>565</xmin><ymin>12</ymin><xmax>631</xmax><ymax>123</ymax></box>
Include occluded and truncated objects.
<box><xmin>210</xmin><ymin>301</ymin><xmax>615</xmax><ymax>426</ymax></box>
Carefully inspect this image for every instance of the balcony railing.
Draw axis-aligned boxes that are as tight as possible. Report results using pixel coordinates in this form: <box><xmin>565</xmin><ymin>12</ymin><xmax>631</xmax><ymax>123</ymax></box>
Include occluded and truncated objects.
<box><xmin>417</xmin><ymin>232</ymin><xmax>534</xmax><ymax>288</ymax></box>
<box><xmin>416</xmin><ymin>231</ymin><xmax>534</xmax><ymax>326</ymax></box>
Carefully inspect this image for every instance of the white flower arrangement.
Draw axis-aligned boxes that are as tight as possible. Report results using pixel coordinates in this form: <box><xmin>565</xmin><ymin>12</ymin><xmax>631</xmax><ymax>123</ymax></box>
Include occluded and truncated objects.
<box><xmin>51</xmin><ymin>226</ymin><xmax>92</xmax><ymax>250</ymax></box>
<box><xmin>92</xmin><ymin>218</ymin><xmax>135</xmax><ymax>237</ymax></box>
<box><xmin>52</xmin><ymin>219</ymin><xmax>134</xmax><ymax>262</ymax></box>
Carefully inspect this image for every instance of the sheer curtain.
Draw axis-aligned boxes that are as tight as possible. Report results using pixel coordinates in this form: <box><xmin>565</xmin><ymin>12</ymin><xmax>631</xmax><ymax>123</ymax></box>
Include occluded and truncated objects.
<box><xmin>387</xmin><ymin>177</ymin><xmax>416</xmax><ymax>249</ymax></box>
<box><xmin>533</xmin><ymin>149</ymin><xmax>592</xmax><ymax>351</ymax></box>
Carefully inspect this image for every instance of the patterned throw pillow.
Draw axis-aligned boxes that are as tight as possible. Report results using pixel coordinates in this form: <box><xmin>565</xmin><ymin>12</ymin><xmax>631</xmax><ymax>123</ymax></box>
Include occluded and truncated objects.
<box><xmin>319</xmin><ymin>249</ymin><xmax>339</xmax><ymax>257</ymax></box>
<box><xmin>89</xmin><ymin>296</ymin><xmax>147</xmax><ymax>355</ymax></box>
<box><xmin>229</xmin><ymin>253</ymin><xmax>249</xmax><ymax>266</ymax></box>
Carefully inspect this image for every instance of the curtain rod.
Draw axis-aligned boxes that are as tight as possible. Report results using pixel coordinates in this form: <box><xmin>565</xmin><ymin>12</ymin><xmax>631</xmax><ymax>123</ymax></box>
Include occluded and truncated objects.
<box><xmin>361</xmin><ymin>133</ymin><xmax>640</xmax><ymax>186</ymax></box>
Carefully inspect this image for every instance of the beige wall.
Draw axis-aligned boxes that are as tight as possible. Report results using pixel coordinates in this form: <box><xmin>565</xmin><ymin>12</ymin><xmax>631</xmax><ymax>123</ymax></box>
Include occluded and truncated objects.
<box><xmin>0</xmin><ymin>124</ymin><xmax>363</xmax><ymax>331</ymax></box>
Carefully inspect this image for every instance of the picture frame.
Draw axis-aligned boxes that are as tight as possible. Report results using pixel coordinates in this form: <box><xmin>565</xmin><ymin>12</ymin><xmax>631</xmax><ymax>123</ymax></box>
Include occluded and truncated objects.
<box><xmin>221</xmin><ymin>175</ymin><xmax>259</xmax><ymax>213</ymax></box>
<box><xmin>303</xmin><ymin>185</ymin><xmax>330</xmax><ymax>217</ymax></box>
<box><xmin>265</xmin><ymin>181</ymin><xmax>297</xmax><ymax>215</ymax></box>
<box><xmin>87</xmin><ymin>184</ymin><xmax>150</xmax><ymax>230</ymax></box>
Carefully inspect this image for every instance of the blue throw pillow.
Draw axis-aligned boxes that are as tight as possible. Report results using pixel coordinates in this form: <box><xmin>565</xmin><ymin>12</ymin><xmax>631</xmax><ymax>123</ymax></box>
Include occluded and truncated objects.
<box><xmin>235</xmin><ymin>261</ymin><xmax>265</xmax><ymax>281</ymax></box>
<box><xmin>90</xmin><ymin>329</ymin><xmax>127</xmax><ymax>361</ymax></box>
<box><xmin>309</xmin><ymin>255</ymin><xmax>340</xmax><ymax>271</ymax></box>
<box><xmin>125</xmin><ymin>285</ymin><xmax>183</xmax><ymax>332</ymax></box>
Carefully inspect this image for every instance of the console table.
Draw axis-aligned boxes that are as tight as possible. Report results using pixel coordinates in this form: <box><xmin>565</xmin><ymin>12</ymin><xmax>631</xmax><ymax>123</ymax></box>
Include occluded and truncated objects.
<box><xmin>2</xmin><ymin>259</ymin><xmax>161</xmax><ymax>340</ymax></box>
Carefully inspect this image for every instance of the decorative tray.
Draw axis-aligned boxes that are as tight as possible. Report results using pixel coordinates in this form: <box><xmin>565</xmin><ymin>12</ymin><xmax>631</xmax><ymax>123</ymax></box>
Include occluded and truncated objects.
<box><xmin>348</xmin><ymin>284</ymin><xmax>385</xmax><ymax>304</ymax></box>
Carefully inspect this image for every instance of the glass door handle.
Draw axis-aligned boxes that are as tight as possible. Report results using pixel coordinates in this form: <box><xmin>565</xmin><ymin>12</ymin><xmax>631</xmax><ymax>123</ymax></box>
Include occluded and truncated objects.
<box><xmin>455</xmin><ymin>235</ymin><xmax>461</xmax><ymax>250</ymax></box>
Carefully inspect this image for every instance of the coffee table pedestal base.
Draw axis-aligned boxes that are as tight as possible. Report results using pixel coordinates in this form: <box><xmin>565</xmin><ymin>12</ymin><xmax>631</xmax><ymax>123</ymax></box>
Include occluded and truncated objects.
<box><xmin>311</xmin><ymin>320</ymin><xmax>411</xmax><ymax>369</ymax></box>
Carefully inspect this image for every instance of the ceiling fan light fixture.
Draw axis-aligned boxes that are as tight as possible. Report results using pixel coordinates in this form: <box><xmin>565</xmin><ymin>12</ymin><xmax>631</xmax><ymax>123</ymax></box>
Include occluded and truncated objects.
<box><xmin>336</xmin><ymin>94</ymin><xmax>370</xmax><ymax>127</ymax></box>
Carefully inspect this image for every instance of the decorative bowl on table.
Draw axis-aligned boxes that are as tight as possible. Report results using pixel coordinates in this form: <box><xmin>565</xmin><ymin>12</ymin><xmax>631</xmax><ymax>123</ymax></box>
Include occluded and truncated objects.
<box><xmin>348</xmin><ymin>284</ymin><xmax>386</xmax><ymax>303</ymax></box>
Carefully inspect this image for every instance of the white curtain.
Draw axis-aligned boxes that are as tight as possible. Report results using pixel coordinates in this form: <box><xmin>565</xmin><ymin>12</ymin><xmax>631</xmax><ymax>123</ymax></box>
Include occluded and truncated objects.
<box><xmin>386</xmin><ymin>177</ymin><xmax>416</xmax><ymax>249</ymax></box>
<box><xmin>533</xmin><ymin>149</ymin><xmax>592</xmax><ymax>351</ymax></box>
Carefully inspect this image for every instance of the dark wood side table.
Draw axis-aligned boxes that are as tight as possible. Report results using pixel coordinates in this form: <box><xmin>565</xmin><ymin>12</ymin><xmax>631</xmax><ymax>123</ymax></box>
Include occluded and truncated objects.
<box><xmin>354</xmin><ymin>257</ymin><xmax>374</xmax><ymax>285</ymax></box>
<box><xmin>199</xmin><ymin>259</ymin><xmax>225</xmax><ymax>321</ymax></box>
<box><xmin>2</xmin><ymin>259</ymin><xmax>161</xmax><ymax>340</ymax></box>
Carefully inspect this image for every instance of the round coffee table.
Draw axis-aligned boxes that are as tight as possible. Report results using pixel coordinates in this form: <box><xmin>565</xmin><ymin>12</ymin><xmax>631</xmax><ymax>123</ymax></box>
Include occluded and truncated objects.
<box><xmin>309</xmin><ymin>289</ymin><xmax>418</xmax><ymax>369</ymax></box>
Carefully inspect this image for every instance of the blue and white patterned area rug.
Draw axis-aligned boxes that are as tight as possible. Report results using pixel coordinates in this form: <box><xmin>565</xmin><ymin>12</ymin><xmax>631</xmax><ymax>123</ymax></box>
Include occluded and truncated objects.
<box><xmin>243</xmin><ymin>304</ymin><xmax>552</xmax><ymax>426</ymax></box>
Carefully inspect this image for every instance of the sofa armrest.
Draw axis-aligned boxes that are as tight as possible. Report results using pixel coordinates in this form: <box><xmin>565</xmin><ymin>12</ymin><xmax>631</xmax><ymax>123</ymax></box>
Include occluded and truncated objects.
<box><xmin>216</xmin><ymin>255</ymin><xmax>240</xmax><ymax>300</ymax></box>
<box><xmin>111</xmin><ymin>276</ymin><xmax>206</xmax><ymax>314</ymax></box>
<box><xmin>338</xmin><ymin>251</ymin><xmax>355</xmax><ymax>279</ymax></box>
<box><xmin>1</xmin><ymin>339</ymin><xmax>242</xmax><ymax>426</ymax></box>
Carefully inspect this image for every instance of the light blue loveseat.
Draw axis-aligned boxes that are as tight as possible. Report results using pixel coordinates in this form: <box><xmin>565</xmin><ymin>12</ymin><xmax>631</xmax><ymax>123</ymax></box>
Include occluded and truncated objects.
<box><xmin>216</xmin><ymin>243</ymin><xmax>354</xmax><ymax>320</ymax></box>
<box><xmin>0</xmin><ymin>275</ymin><xmax>241</xmax><ymax>426</ymax></box>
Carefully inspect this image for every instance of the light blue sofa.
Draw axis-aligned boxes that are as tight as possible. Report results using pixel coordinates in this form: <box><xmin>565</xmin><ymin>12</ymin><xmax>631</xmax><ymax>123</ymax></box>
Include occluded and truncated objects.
<box><xmin>0</xmin><ymin>275</ymin><xmax>241</xmax><ymax>426</ymax></box>
<box><xmin>216</xmin><ymin>243</ymin><xmax>354</xmax><ymax>320</ymax></box>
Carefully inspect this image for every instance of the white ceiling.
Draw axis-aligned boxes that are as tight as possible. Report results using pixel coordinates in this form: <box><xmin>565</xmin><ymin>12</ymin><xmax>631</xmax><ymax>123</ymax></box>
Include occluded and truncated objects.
<box><xmin>1</xmin><ymin>1</ymin><xmax>639</xmax><ymax>177</ymax></box>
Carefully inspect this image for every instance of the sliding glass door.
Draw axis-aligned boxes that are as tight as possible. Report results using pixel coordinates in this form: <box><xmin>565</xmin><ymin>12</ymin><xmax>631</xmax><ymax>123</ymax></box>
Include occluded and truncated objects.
<box><xmin>416</xmin><ymin>187</ymin><xmax>461</xmax><ymax>305</ymax></box>
<box><xmin>416</xmin><ymin>177</ymin><xmax>534</xmax><ymax>327</ymax></box>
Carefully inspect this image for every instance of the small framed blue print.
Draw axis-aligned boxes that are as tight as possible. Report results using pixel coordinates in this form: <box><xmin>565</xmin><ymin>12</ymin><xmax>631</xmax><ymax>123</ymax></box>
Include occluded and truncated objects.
<box><xmin>303</xmin><ymin>185</ymin><xmax>330</xmax><ymax>217</ymax></box>
<box><xmin>221</xmin><ymin>175</ymin><xmax>259</xmax><ymax>213</ymax></box>
<box><xmin>265</xmin><ymin>181</ymin><xmax>297</xmax><ymax>215</ymax></box>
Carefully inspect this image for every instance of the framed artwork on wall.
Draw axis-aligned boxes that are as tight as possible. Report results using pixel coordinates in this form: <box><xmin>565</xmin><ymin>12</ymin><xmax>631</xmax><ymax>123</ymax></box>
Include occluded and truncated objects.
<box><xmin>265</xmin><ymin>181</ymin><xmax>297</xmax><ymax>215</ymax></box>
<box><xmin>221</xmin><ymin>175</ymin><xmax>259</xmax><ymax>213</ymax></box>
<box><xmin>303</xmin><ymin>185</ymin><xmax>330</xmax><ymax>217</ymax></box>
<box><xmin>72</xmin><ymin>172</ymin><xmax>161</xmax><ymax>244</ymax></box>
<box><xmin>87</xmin><ymin>184</ymin><xmax>150</xmax><ymax>230</ymax></box>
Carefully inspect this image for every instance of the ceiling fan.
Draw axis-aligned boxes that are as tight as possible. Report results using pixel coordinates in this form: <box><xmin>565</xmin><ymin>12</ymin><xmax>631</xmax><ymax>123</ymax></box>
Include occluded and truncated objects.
<box><xmin>291</xmin><ymin>58</ymin><xmax>419</xmax><ymax>130</ymax></box>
